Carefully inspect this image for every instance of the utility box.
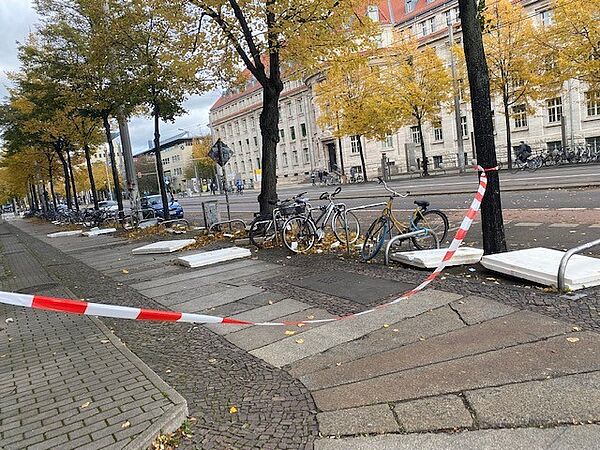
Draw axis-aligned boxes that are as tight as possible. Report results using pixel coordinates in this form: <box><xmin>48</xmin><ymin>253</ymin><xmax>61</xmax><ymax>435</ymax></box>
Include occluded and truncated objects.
<box><xmin>202</xmin><ymin>200</ymin><xmax>220</xmax><ymax>230</ymax></box>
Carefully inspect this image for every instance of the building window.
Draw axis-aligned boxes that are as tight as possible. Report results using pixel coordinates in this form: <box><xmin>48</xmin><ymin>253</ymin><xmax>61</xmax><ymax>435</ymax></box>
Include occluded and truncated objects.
<box><xmin>460</xmin><ymin>116</ymin><xmax>468</xmax><ymax>137</ymax></box>
<box><xmin>350</xmin><ymin>135</ymin><xmax>361</xmax><ymax>154</ymax></box>
<box><xmin>445</xmin><ymin>7</ymin><xmax>459</xmax><ymax>25</ymax></box>
<box><xmin>253</xmin><ymin>136</ymin><xmax>258</xmax><ymax>146</ymax></box>
<box><xmin>300</xmin><ymin>123</ymin><xmax>307</xmax><ymax>137</ymax></box>
<box><xmin>513</xmin><ymin>104</ymin><xmax>528</xmax><ymax>128</ymax></box>
<box><xmin>279</xmin><ymin>129</ymin><xmax>285</xmax><ymax>140</ymax></box>
<box><xmin>382</xmin><ymin>134</ymin><xmax>394</xmax><ymax>149</ymax></box>
<box><xmin>547</xmin><ymin>97</ymin><xmax>562</xmax><ymax>123</ymax></box>
<box><xmin>540</xmin><ymin>10</ymin><xmax>553</xmax><ymax>26</ymax></box>
<box><xmin>282</xmin><ymin>152</ymin><xmax>288</xmax><ymax>167</ymax></box>
<box><xmin>586</xmin><ymin>91</ymin><xmax>600</xmax><ymax>117</ymax></box>
<box><xmin>433</xmin><ymin>155</ymin><xmax>443</xmax><ymax>169</ymax></box>
<box><xmin>419</xmin><ymin>20</ymin><xmax>428</xmax><ymax>36</ymax></box>
<box><xmin>303</xmin><ymin>147</ymin><xmax>310</xmax><ymax>163</ymax></box>
<box><xmin>547</xmin><ymin>141</ymin><xmax>562</xmax><ymax>152</ymax></box>
<box><xmin>287</xmin><ymin>102</ymin><xmax>293</xmax><ymax>116</ymax></box>
<box><xmin>586</xmin><ymin>136</ymin><xmax>600</xmax><ymax>153</ymax></box>
<box><xmin>367</xmin><ymin>5</ymin><xmax>379</xmax><ymax>21</ymax></box>
<box><xmin>406</xmin><ymin>0</ymin><xmax>415</xmax><ymax>13</ymax></box>
<box><xmin>411</xmin><ymin>126</ymin><xmax>421</xmax><ymax>144</ymax></box>
<box><xmin>242</xmin><ymin>119</ymin><xmax>247</xmax><ymax>131</ymax></box>
<box><xmin>290</xmin><ymin>126</ymin><xmax>296</xmax><ymax>140</ymax></box>
<box><xmin>234</xmin><ymin>121</ymin><xmax>239</xmax><ymax>133</ymax></box>
<box><xmin>256</xmin><ymin>157</ymin><xmax>261</xmax><ymax>169</ymax></box>
<box><xmin>433</xmin><ymin>120</ymin><xmax>443</xmax><ymax>142</ymax></box>
<box><xmin>292</xmin><ymin>150</ymin><xmax>299</xmax><ymax>165</ymax></box>
<box><xmin>246</xmin><ymin>138</ymin><xmax>250</xmax><ymax>148</ymax></box>
<box><xmin>297</xmin><ymin>99</ymin><xmax>303</xmax><ymax>113</ymax></box>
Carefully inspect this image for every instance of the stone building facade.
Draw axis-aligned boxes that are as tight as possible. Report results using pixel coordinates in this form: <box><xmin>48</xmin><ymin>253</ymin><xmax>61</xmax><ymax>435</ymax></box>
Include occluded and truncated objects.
<box><xmin>209</xmin><ymin>0</ymin><xmax>600</xmax><ymax>183</ymax></box>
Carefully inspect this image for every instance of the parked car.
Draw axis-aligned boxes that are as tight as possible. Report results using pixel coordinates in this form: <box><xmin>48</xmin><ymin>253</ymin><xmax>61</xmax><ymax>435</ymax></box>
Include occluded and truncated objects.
<box><xmin>98</xmin><ymin>200</ymin><xmax>118</xmax><ymax>211</ymax></box>
<box><xmin>141</xmin><ymin>195</ymin><xmax>184</xmax><ymax>219</ymax></box>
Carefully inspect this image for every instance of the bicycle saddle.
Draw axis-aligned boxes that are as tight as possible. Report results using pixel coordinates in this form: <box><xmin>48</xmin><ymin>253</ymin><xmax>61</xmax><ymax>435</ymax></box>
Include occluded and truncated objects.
<box><xmin>414</xmin><ymin>200</ymin><xmax>430</xmax><ymax>208</ymax></box>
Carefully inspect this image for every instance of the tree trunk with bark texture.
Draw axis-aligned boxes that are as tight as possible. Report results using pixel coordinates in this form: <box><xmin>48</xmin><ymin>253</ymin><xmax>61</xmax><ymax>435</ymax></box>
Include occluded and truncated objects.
<box><xmin>458</xmin><ymin>0</ymin><xmax>507</xmax><ymax>254</ymax></box>
<box><xmin>66</xmin><ymin>148</ymin><xmax>79</xmax><ymax>211</ymax></box>
<box><xmin>47</xmin><ymin>154</ymin><xmax>58</xmax><ymax>210</ymax></box>
<box><xmin>258</xmin><ymin>84</ymin><xmax>283</xmax><ymax>214</ymax></box>
<box><xmin>152</xmin><ymin>104</ymin><xmax>171</xmax><ymax>220</ymax></box>
<box><xmin>417</xmin><ymin>118</ymin><xmax>429</xmax><ymax>176</ymax></box>
<box><xmin>102</xmin><ymin>114</ymin><xmax>124</xmax><ymax>220</ymax></box>
<box><xmin>357</xmin><ymin>135</ymin><xmax>368</xmax><ymax>182</ymax></box>
<box><xmin>84</xmin><ymin>144</ymin><xmax>99</xmax><ymax>210</ymax></box>
<box><xmin>55</xmin><ymin>146</ymin><xmax>72</xmax><ymax>209</ymax></box>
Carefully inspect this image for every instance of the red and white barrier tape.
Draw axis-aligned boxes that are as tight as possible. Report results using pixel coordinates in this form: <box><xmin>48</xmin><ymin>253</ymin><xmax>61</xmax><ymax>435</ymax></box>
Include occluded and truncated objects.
<box><xmin>0</xmin><ymin>166</ymin><xmax>496</xmax><ymax>327</ymax></box>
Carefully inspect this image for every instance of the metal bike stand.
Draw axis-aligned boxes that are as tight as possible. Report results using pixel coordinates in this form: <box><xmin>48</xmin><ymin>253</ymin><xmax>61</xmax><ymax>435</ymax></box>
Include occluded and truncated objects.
<box><xmin>208</xmin><ymin>219</ymin><xmax>248</xmax><ymax>233</ymax></box>
<box><xmin>558</xmin><ymin>238</ymin><xmax>600</xmax><ymax>292</ymax></box>
<box><xmin>383</xmin><ymin>229</ymin><xmax>439</xmax><ymax>265</ymax></box>
<box><xmin>159</xmin><ymin>219</ymin><xmax>190</xmax><ymax>229</ymax></box>
<box><xmin>343</xmin><ymin>202</ymin><xmax>387</xmax><ymax>255</ymax></box>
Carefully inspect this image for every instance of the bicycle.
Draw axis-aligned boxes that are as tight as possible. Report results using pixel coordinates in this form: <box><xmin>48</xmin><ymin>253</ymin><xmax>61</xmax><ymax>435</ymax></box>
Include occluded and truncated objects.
<box><xmin>248</xmin><ymin>193</ymin><xmax>309</xmax><ymax>249</ymax></box>
<box><xmin>512</xmin><ymin>155</ymin><xmax>542</xmax><ymax>173</ymax></box>
<box><xmin>281</xmin><ymin>187</ymin><xmax>360</xmax><ymax>254</ymax></box>
<box><xmin>361</xmin><ymin>177</ymin><xmax>449</xmax><ymax>261</ymax></box>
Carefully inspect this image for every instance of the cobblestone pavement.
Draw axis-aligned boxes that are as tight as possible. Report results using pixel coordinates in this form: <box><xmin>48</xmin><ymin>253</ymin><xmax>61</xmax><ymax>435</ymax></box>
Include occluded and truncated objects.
<box><xmin>6</xmin><ymin>220</ymin><xmax>318</xmax><ymax>450</ymax></box>
<box><xmin>6</xmin><ymin>217</ymin><xmax>600</xmax><ymax>449</ymax></box>
<box><xmin>0</xmin><ymin>227</ymin><xmax>187</xmax><ymax>450</ymax></box>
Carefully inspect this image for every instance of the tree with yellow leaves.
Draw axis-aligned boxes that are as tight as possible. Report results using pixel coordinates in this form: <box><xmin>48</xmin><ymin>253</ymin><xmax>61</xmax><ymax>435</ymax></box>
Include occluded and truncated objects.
<box><xmin>315</xmin><ymin>54</ymin><xmax>386</xmax><ymax>182</ymax></box>
<box><xmin>483</xmin><ymin>0</ymin><xmax>549</xmax><ymax>169</ymax></box>
<box><xmin>380</xmin><ymin>36</ymin><xmax>452</xmax><ymax>176</ymax></box>
<box><xmin>549</xmin><ymin>0</ymin><xmax>599</xmax><ymax>90</ymax></box>
<box><xmin>185</xmin><ymin>135</ymin><xmax>216</xmax><ymax>183</ymax></box>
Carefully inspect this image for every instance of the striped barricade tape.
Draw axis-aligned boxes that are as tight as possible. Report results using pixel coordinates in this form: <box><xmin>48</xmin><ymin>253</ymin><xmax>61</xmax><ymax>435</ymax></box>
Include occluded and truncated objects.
<box><xmin>0</xmin><ymin>166</ymin><xmax>496</xmax><ymax>327</ymax></box>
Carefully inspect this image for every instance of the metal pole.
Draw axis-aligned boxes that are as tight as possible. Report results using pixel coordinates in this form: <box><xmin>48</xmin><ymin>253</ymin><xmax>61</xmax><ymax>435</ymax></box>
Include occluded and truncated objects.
<box><xmin>118</xmin><ymin>114</ymin><xmax>141</xmax><ymax>222</ymax></box>
<box><xmin>449</xmin><ymin>24</ymin><xmax>465</xmax><ymax>173</ymax></box>
<box><xmin>558</xmin><ymin>238</ymin><xmax>600</xmax><ymax>292</ymax></box>
<box><xmin>567</xmin><ymin>79</ymin><xmax>575</xmax><ymax>148</ymax></box>
<box><xmin>219</xmin><ymin>143</ymin><xmax>232</xmax><ymax>225</ymax></box>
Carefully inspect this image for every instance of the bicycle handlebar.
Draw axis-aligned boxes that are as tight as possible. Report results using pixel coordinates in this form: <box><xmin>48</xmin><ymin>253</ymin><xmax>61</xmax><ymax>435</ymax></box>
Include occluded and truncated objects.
<box><xmin>378</xmin><ymin>177</ymin><xmax>409</xmax><ymax>198</ymax></box>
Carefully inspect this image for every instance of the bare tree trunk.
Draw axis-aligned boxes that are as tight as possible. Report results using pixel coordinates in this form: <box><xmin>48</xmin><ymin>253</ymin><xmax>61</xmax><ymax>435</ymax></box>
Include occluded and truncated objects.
<box><xmin>55</xmin><ymin>146</ymin><xmax>72</xmax><ymax>209</ymax></box>
<box><xmin>84</xmin><ymin>143</ymin><xmax>99</xmax><ymax>210</ymax></box>
<box><xmin>417</xmin><ymin>118</ymin><xmax>429</xmax><ymax>176</ymax></box>
<box><xmin>102</xmin><ymin>114</ymin><xmax>124</xmax><ymax>220</ymax></box>
<box><xmin>47</xmin><ymin>154</ymin><xmax>58</xmax><ymax>210</ymax></box>
<box><xmin>66</xmin><ymin>147</ymin><xmax>79</xmax><ymax>211</ymax></box>
<box><xmin>258</xmin><ymin>84</ymin><xmax>283</xmax><ymax>214</ymax></box>
<box><xmin>458</xmin><ymin>0</ymin><xmax>507</xmax><ymax>254</ymax></box>
<box><xmin>357</xmin><ymin>135</ymin><xmax>368</xmax><ymax>182</ymax></box>
<box><xmin>152</xmin><ymin>103</ymin><xmax>170</xmax><ymax>220</ymax></box>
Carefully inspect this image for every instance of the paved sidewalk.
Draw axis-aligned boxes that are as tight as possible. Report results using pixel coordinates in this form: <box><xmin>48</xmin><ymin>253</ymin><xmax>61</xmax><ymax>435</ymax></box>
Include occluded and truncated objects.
<box><xmin>0</xmin><ymin>226</ymin><xmax>187</xmax><ymax>450</ymax></box>
<box><xmin>5</xmin><ymin>217</ymin><xmax>600</xmax><ymax>449</ymax></box>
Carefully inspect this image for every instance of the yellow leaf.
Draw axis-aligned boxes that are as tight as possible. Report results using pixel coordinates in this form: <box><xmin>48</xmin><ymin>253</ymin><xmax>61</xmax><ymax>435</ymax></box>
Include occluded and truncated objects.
<box><xmin>566</xmin><ymin>337</ymin><xmax>580</xmax><ymax>343</ymax></box>
<box><xmin>122</xmin><ymin>269</ymin><xmax>129</xmax><ymax>274</ymax></box>
<box><xmin>295</xmin><ymin>339</ymin><xmax>305</xmax><ymax>344</ymax></box>
<box><xmin>121</xmin><ymin>421</ymin><xmax>131</xmax><ymax>429</ymax></box>
<box><xmin>297</xmin><ymin>323</ymin><xmax>306</xmax><ymax>328</ymax></box>
<box><xmin>80</xmin><ymin>401</ymin><xmax>91</xmax><ymax>409</ymax></box>
<box><xmin>229</xmin><ymin>406</ymin><xmax>238</xmax><ymax>414</ymax></box>
<box><xmin>284</xmin><ymin>330</ymin><xmax>296</xmax><ymax>336</ymax></box>
<box><xmin>383</xmin><ymin>324</ymin><xmax>390</xmax><ymax>328</ymax></box>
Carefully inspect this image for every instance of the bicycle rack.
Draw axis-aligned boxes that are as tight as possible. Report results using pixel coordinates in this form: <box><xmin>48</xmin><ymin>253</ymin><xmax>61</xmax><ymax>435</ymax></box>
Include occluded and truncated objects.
<box><xmin>383</xmin><ymin>229</ymin><xmax>439</xmax><ymax>265</ymax></box>
<box><xmin>208</xmin><ymin>219</ymin><xmax>248</xmax><ymax>233</ymax></box>
<box><xmin>342</xmin><ymin>202</ymin><xmax>387</xmax><ymax>255</ymax></box>
<box><xmin>159</xmin><ymin>219</ymin><xmax>190</xmax><ymax>229</ymax></box>
<box><xmin>558</xmin><ymin>238</ymin><xmax>600</xmax><ymax>292</ymax></box>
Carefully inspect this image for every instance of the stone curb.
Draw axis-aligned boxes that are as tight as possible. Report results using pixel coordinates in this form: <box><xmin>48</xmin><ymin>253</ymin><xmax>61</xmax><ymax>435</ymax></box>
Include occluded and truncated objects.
<box><xmin>89</xmin><ymin>316</ymin><xmax>189</xmax><ymax>450</ymax></box>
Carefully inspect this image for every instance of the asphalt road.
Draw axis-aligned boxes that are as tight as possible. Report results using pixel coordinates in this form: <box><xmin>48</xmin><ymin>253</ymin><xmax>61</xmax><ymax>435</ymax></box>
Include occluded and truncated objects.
<box><xmin>179</xmin><ymin>164</ymin><xmax>600</xmax><ymax>215</ymax></box>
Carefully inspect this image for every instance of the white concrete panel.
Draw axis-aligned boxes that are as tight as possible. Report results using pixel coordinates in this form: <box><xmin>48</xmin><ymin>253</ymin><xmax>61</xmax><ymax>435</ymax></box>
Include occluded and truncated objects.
<box><xmin>390</xmin><ymin>247</ymin><xmax>484</xmax><ymax>269</ymax></box>
<box><xmin>481</xmin><ymin>247</ymin><xmax>600</xmax><ymax>291</ymax></box>
<box><xmin>82</xmin><ymin>228</ymin><xmax>117</xmax><ymax>237</ymax></box>
<box><xmin>47</xmin><ymin>230</ymin><xmax>83</xmax><ymax>238</ymax></box>
<box><xmin>176</xmin><ymin>247</ymin><xmax>251</xmax><ymax>268</ymax></box>
<box><xmin>132</xmin><ymin>239</ymin><xmax>196</xmax><ymax>255</ymax></box>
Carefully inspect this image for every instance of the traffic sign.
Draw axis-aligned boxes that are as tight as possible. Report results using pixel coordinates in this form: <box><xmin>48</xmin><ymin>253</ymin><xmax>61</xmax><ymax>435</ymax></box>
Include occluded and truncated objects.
<box><xmin>208</xmin><ymin>139</ymin><xmax>233</xmax><ymax>167</ymax></box>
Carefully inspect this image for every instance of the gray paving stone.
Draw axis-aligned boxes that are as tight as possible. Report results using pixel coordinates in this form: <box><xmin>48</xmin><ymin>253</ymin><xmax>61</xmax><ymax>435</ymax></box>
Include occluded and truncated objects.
<box><xmin>206</xmin><ymin>298</ymin><xmax>311</xmax><ymax>335</ymax></box>
<box><xmin>312</xmin><ymin>332</ymin><xmax>600</xmax><ymax>411</ymax></box>
<box><xmin>170</xmin><ymin>285</ymin><xmax>265</xmax><ymax>312</ymax></box>
<box><xmin>313</xmin><ymin>424</ymin><xmax>600</xmax><ymax>450</ymax></box>
<box><xmin>226</xmin><ymin>308</ymin><xmax>336</xmax><ymax>350</ymax></box>
<box><xmin>152</xmin><ymin>282</ymin><xmax>233</xmax><ymax>307</ymax></box>
<box><xmin>301</xmin><ymin>310</ymin><xmax>571</xmax><ymax>391</ymax></box>
<box><xmin>288</xmin><ymin>305</ymin><xmax>464</xmax><ymax>378</ymax></box>
<box><xmin>450</xmin><ymin>295</ymin><xmax>517</xmax><ymax>325</ymax></box>
<box><xmin>393</xmin><ymin>395</ymin><xmax>473</xmax><ymax>432</ymax></box>
<box><xmin>465</xmin><ymin>371</ymin><xmax>600</xmax><ymax>428</ymax></box>
<box><xmin>249</xmin><ymin>290</ymin><xmax>462</xmax><ymax>368</ymax></box>
<box><xmin>317</xmin><ymin>404</ymin><xmax>399</xmax><ymax>436</ymax></box>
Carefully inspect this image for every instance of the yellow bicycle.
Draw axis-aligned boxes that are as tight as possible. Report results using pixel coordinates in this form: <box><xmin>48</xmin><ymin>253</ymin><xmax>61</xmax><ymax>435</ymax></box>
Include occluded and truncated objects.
<box><xmin>361</xmin><ymin>178</ymin><xmax>449</xmax><ymax>261</ymax></box>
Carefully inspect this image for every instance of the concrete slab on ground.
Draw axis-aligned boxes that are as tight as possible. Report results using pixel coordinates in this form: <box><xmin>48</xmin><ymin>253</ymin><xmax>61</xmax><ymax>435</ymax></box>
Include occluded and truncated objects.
<box><xmin>176</xmin><ymin>247</ymin><xmax>251</xmax><ymax>268</ymax></box>
<box><xmin>314</xmin><ymin>424</ymin><xmax>600</xmax><ymax>450</ymax></box>
<box><xmin>169</xmin><ymin>285</ymin><xmax>265</xmax><ymax>312</ymax></box>
<box><xmin>390</xmin><ymin>247</ymin><xmax>484</xmax><ymax>269</ymax></box>
<box><xmin>393</xmin><ymin>395</ymin><xmax>473</xmax><ymax>432</ymax></box>
<box><xmin>481</xmin><ymin>247</ymin><xmax>600</xmax><ymax>291</ymax></box>
<box><xmin>131</xmin><ymin>239</ymin><xmax>196</xmax><ymax>254</ymax></box>
<box><xmin>46</xmin><ymin>230</ymin><xmax>82</xmax><ymax>238</ymax></box>
<box><xmin>81</xmin><ymin>228</ymin><xmax>116</xmax><ymax>237</ymax></box>
<box><xmin>317</xmin><ymin>404</ymin><xmax>399</xmax><ymax>436</ymax></box>
<box><xmin>287</xmin><ymin>270</ymin><xmax>415</xmax><ymax>304</ymax></box>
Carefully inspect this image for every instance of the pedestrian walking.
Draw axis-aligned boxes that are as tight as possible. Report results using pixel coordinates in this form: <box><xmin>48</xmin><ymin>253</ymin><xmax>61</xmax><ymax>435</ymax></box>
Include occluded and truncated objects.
<box><xmin>311</xmin><ymin>172</ymin><xmax>316</xmax><ymax>186</ymax></box>
<box><xmin>210</xmin><ymin>181</ymin><xmax>217</xmax><ymax>195</ymax></box>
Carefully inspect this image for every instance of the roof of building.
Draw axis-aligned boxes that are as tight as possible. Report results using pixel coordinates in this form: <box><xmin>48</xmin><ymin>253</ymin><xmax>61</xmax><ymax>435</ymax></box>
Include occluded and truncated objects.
<box><xmin>133</xmin><ymin>132</ymin><xmax>194</xmax><ymax>157</ymax></box>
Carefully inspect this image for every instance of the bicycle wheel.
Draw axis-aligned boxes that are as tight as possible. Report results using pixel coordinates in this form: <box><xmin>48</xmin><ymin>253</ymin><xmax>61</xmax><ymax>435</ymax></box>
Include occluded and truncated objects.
<box><xmin>281</xmin><ymin>216</ymin><xmax>317</xmax><ymax>253</ymax></box>
<box><xmin>332</xmin><ymin>210</ymin><xmax>360</xmax><ymax>245</ymax></box>
<box><xmin>411</xmin><ymin>228</ymin><xmax>439</xmax><ymax>250</ymax></box>
<box><xmin>361</xmin><ymin>217</ymin><xmax>389</xmax><ymax>261</ymax></box>
<box><xmin>529</xmin><ymin>157</ymin><xmax>542</xmax><ymax>171</ymax></box>
<box><xmin>248</xmin><ymin>215</ymin><xmax>276</xmax><ymax>248</ymax></box>
<box><xmin>412</xmin><ymin>210</ymin><xmax>449</xmax><ymax>246</ymax></box>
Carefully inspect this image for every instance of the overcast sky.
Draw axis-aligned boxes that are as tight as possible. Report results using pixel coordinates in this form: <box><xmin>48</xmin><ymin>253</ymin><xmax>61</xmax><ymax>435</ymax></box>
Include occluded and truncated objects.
<box><xmin>0</xmin><ymin>0</ymin><xmax>221</xmax><ymax>154</ymax></box>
